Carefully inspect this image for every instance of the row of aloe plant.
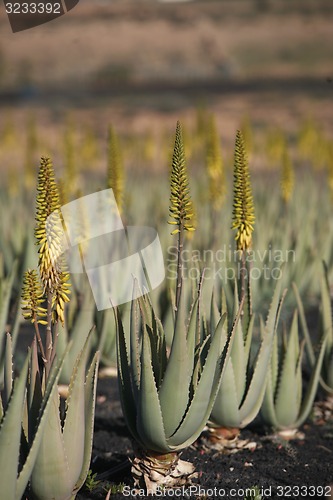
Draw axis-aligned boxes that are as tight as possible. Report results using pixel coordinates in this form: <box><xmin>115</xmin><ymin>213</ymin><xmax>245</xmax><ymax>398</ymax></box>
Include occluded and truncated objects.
<box><xmin>1</xmin><ymin>114</ymin><xmax>333</xmax><ymax>338</ymax></box>
<box><xmin>0</xmin><ymin>157</ymin><xmax>100</xmax><ymax>500</ymax></box>
<box><xmin>0</xmin><ymin>121</ymin><xmax>332</xmax><ymax>498</ymax></box>
<box><xmin>114</xmin><ymin>123</ymin><xmax>332</xmax><ymax>491</ymax></box>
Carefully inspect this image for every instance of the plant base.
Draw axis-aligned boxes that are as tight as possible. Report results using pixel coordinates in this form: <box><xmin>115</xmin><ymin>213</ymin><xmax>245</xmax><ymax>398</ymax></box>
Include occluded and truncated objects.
<box><xmin>262</xmin><ymin>428</ymin><xmax>305</xmax><ymax>442</ymax></box>
<box><xmin>313</xmin><ymin>396</ymin><xmax>333</xmax><ymax>425</ymax></box>
<box><xmin>131</xmin><ymin>448</ymin><xmax>197</xmax><ymax>494</ymax></box>
<box><xmin>200</xmin><ymin>426</ymin><xmax>258</xmax><ymax>454</ymax></box>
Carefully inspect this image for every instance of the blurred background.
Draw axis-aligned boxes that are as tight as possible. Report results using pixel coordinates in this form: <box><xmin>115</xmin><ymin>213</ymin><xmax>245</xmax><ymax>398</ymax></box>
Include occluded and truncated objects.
<box><xmin>0</xmin><ymin>0</ymin><xmax>332</xmax><ymax>173</ymax></box>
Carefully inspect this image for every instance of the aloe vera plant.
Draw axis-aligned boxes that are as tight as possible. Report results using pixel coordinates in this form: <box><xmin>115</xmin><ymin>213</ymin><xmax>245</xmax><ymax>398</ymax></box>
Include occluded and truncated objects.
<box><xmin>17</xmin><ymin>155</ymin><xmax>100</xmax><ymax>499</ymax></box>
<box><xmin>116</xmin><ymin>122</ymin><xmax>243</xmax><ymax>492</ymax></box>
<box><xmin>260</xmin><ymin>304</ymin><xmax>327</xmax><ymax>434</ymax></box>
<box><xmin>0</xmin><ymin>334</ymin><xmax>65</xmax><ymax>500</ymax></box>
<box><xmin>294</xmin><ymin>263</ymin><xmax>333</xmax><ymax>393</ymax></box>
<box><xmin>117</xmin><ymin>285</ymin><xmax>241</xmax><ymax>492</ymax></box>
<box><xmin>209</xmin><ymin>276</ymin><xmax>285</xmax><ymax>441</ymax></box>
<box><xmin>25</xmin><ymin>333</ymin><xmax>99</xmax><ymax>500</ymax></box>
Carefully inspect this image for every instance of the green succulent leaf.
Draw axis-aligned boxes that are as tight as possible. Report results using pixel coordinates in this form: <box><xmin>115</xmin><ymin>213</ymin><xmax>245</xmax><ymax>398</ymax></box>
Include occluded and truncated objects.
<box><xmin>231</xmin><ymin>281</ymin><xmax>247</xmax><ymax>401</ymax></box>
<box><xmin>137</xmin><ymin>323</ymin><xmax>168</xmax><ymax>452</ymax></box>
<box><xmin>0</xmin><ymin>353</ymin><xmax>29</xmax><ymax>500</ymax></box>
<box><xmin>239</xmin><ymin>282</ymin><xmax>285</xmax><ymax>426</ymax></box>
<box><xmin>185</xmin><ymin>297</ymin><xmax>199</xmax><ymax>378</ymax></box>
<box><xmin>116</xmin><ymin>307</ymin><xmax>139</xmax><ymax>443</ymax></box>
<box><xmin>158</xmin><ymin>287</ymin><xmax>191</xmax><ymax>439</ymax></box>
<box><xmin>210</xmin><ymin>353</ymin><xmax>240</xmax><ymax>427</ymax></box>
<box><xmin>275</xmin><ymin>311</ymin><xmax>301</xmax><ymax>427</ymax></box>
<box><xmin>29</xmin><ymin>389</ymin><xmax>72</xmax><ymax>500</ymax></box>
<box><xmin>57</xmin><ymin>292</ymin><xmax>95</xmax><ymax>384</ymax></box>
<box><xmin>294</xmin><ymin>334</ymin><xmax>327</xmax><ymax>428</ymax></box>
<box><xmin>169</xmin><ymin>310</ymin><xmax>240</xmax><ymax>448</ymax></box>
<box><xmin>72</xmin><ymin>351</ymin><xmax>100</xmax><ymax>495</ymax></box>
<box><xmin>293</xmin><ymin>282</ymin><xmax>315</xmax><ymax>365</ymax></box>
<box><xmin>130</xmin><ymin>291</ymin><xmax>141</xmax><ymax>396</ymax></box>
<box><xmin>17</xmin><ymin>349</ymin><xmax>68</xmax><ymax>500</ymax></box>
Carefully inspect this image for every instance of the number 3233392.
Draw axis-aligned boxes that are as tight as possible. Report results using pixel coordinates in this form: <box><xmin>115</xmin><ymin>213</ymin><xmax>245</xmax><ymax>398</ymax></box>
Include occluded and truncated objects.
<box><xmin>5</xmin><ymin>2</ymin><xmax>62</xmax><ymax>14</ymax></box>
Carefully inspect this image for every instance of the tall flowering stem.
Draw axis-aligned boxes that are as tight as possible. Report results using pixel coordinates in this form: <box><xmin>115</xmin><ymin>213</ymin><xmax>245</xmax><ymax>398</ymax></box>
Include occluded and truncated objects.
<box><xmin>23</xmin><ymin>156</ymin><xmax>71</xmax><ymax>378</ymax></box>
<box><xmin>231</xmin><ymin>130</ymin><xmax>255</xmax><ymax>305</ymax></box>
<box><xmin>21</xmin><ymin>269</ymin><xmax>47</xmax><ymax>361</ymax></box>
<box><xmin>168</xmin><ymin>121</ymin><xmax>195</xmax><ymax>310</ymax></box>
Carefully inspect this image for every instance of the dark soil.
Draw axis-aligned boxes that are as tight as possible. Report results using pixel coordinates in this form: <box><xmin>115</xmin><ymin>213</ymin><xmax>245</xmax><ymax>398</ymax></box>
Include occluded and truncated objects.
<box><xmin>76</xmin><ymin>377</ymin><xmax>333</xmax><ymax>500</ymax></box>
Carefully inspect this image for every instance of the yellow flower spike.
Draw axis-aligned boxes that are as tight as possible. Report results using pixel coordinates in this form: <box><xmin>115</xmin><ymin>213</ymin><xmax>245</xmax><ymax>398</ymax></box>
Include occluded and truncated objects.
<box><xmin>35</xmin><ymin>156</ymin><xmax>63</xmax><ymax>293</ymax></box>
<box><xmin>168</xmin><ymin>121</ymin><xmax>195</xmax><ymax>234</ymax></box>
<box><xmin>231</xmin><ymin>130</ymin><xmax>255</xmax><ymax>252</ymax></box>
<box><xmin>21</xmin><ymin>269</ymin><xmax>46</xmax><ymax>324</ymax></box>
<box><xmin>52</xmin><ymin>271</ymin><xmax>71</xmax><ymax>325</ymax></box>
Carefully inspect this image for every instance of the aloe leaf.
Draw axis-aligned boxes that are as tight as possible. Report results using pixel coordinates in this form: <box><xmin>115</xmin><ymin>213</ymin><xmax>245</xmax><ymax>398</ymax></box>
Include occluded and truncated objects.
<box><xmin>3</xmin><ymin>333</ymin><xmax>13</xmax><ymax>409</ymax></box>
<box><xmin>137</xmin><ymin>323</ymin><xmax>168</xmax><ymax>452</ymax></box>
<box><xmin>72</xmin><ymin>351</ymin><xmax>99</xmax><ymax>495</ymax></box>
<box><xmin>295</xmin><ymin>340</ymin><xmax>305</xmax><ymax>411</ymax></box>
<box><xmin>130</xmin><ymin>295</ymin><xmax>141</xmax><ymax>394</ymax></box>
<box><xmin>58</xmin><ymin>292</ymin><xmax>95</xmax><ymax>384</ymax></box>
<box><xmin>168</xmin><ymin>311</ymin><xmax>239</xmax><ymax>448</ymax></box>
<box><xmin>275</xmin><ymin>311</ymin><xmax>300</xmax><ymax>427</ymax></box>
<box><xmin>210</xmin><ymin>288</ymin><xmax>220</xmax><ymax>333</ymax></box>
<box><xmin>158</xmin><ymin>287</ymin><xmax>191</xmax><ymax>439</ymax></box>
<box><xmin>210</xmin><ymin>357</ymin><xmax>240</xmax><ymax>427</ymax></box>
<box><xmin>244</xmin><ymin>314</ymin><xmax>255</xmax><ymax>362</ymax></box>
<box><xmin>321</xmin><ymin>262</ymin><xmax>333</xmax><ymax>342</ymax></box>
<box><xmin>239</xmin><ymin>282</ymin><xmax>286</xmax><ymax>426</ymax></box>
<box><xmin>294</xmin><ymin>335</ymin><xmax>327</xmax><ymax>428</ymax></box>
<box><xmin>231</xmin><ymin>281</ymin><xmax>247</xmax><ymax>400</ymax></box>
<box><xmin>116</xmin><ymin>308</ymin><xmax>139</xmax><ymax>443</ymax></box>
<box><xmin>62</xmin><ymin>340</ymin><xmax>89</xmax><ymax>483</ymax></box>
<box><xmin>155</xmin><ymin>314</ymin><xmax>168</xmax><ymax>385</ymax></box>
<box><xmin>186</xmin><ymin>297</ymin><xmax>199</xmax><ymax>378</ymax></box>
<box><xmin>27</xmin><ymin>339</ymin><xmax>43</xmax><ymax>443</ymax></box>
<box><xmin>293</xmin><ymin>282</ymin><xmax>315</xmax><ymax>365</ymax></box>
<box><xmin>269</xmin><ymin>321</ymin><xmax>279</xmax><ymax>395</ymax></box>
<box><xmin>7</xmin><ymin>289</ymin><xmax>22</xmax><ymax>355</ymax></box>
<box><xmin>16</xmin><ymin>351</ymin><xmax>67</xmax><ymax>500</ymax></box>
<box><xmin>29</xmin><ymin>389</ymin><xmax>72</xmax><ymax>500</ymax></box>
<box><xmin>260</xmin><ymin>368</ymin><xmax>279</xmax><ymax>429</ymax></box>
<box><xmin>0</xmin><ymin>355</ymin><xmax>28</xmax><ymax>500</ymax></box>
<box><xmin>320</xmin><ymin>264</ymin><xmax>333</xmax><ymax>371</ymax></box>
<box><xmin>97</xmin><ymin>308</ymin><xmax>116</xmax><ymax>366</ymax></box>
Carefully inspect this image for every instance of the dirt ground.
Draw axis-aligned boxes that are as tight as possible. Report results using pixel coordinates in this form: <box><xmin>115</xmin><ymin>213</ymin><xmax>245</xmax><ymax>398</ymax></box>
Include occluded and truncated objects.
<box><xmin>74</xmin><ymin>376</ymin><xmax>333</xmax><ymax>500</ymax></box>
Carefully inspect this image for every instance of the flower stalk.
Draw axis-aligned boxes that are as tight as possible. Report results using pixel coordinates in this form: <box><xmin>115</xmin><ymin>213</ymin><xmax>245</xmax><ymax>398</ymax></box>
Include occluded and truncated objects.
<box><xmin>22</xmin><ymin>156</ymin><xmax>71</xmax><ymax>379</ymax></box>
<box><xmin>168</xmin><ymin>121</ymin><xmax>195</xmax><ymax>309</ymax></box>
<box><xmin>231</xmin><ymin>130</ymin><xmax>255</xmax><ymax>305</ymax></box>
